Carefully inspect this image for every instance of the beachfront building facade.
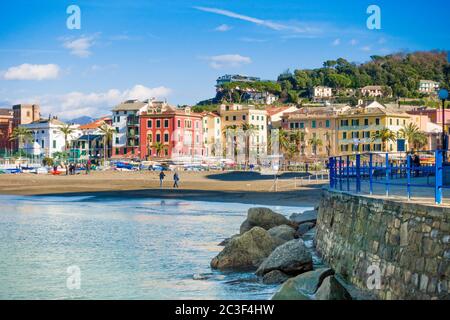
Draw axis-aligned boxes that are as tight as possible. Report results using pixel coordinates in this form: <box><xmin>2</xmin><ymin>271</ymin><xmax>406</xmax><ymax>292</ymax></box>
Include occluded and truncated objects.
<box><xmin>71</xmin><ymin>117</ymin><xmax>113</xmax><ymax>162</ymax></box>
<box><xmin>202</xmin><ymin>112</ymin><xmax>222</xmax><ymax>158</ymax></box>
<box><xmin>266</xmin><ymin>105</ymin><xmax>298</xmax><ymax>130</ymax></box>
<box><xmin>20</xmin><ymin>118</ymin><xmax>81</xmax><ymax>157</ymax></box>
<box><xmin>360</xmin><ymin>85</ymin><xmax>390</xmax><ymax>98</ymax></box>
<box><xmin>11</xmin><ymin>104</ymin><xmax>41</xmax><ymax>151</ymax></box>
<box><xmin>281</xmin><ymin>106</ymin><xmax>344</xmax><ymax>159</ymax></box>
<box><xmin>111</xmin><ymin>100</ymin><xmax>148</xmax><ymax>159</ymax></box>
<box><xmin>0</xmin><ymin>109</ymin><xmax>13</xmax><ymax>152</ymax></box>
<box><xmin>336</xmin><ymin>101</ymin><xmax>412</xmax><ymax>154</ymax></box>
<box><xmin>418</xmin><ymin>80</ymin><xmax>440</xmax><ymax>95</ymax></box>
<box><xmin>139</xmin><ymin>104</ymin><xmax>204</xmax><ymax>161</ymax></box>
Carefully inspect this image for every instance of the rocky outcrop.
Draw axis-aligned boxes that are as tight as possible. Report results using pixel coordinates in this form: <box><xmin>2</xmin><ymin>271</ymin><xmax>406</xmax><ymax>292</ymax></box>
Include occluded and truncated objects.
<box><xmin>240</xmin><ymin>207</ymin><xmax>292</xmax><ymax>234</ymax></box>
<box><xmin>315</xmin><ymin>276</ymin><xmax>352</xmax><ymax>300</ymax></box>
<box><xmin>271</xmin><ymin>268</ymin><xmax>334</xmax><ymax>300</ymax></box>
<box><xmin>262</xmin><ymin>270</ymin><xmax>290</xmax><ymax>285</ymax></box>
<box><xmin>290</xmin><ymin>210</ymin><xmax>317</xmax><ymax>225</ymax></box>
<box><xmin>256</xmin><ymin>239</ymin><xmax>313</xmax><ymax>277</ymax></box>
<box><xmin>295</xmin><ymin>222</ymin><xmax>315</xmax><ymax>238</ymax></box>
<box><xmin>268</xmin><ymin>225</ymin><xmax>296</xmax><ymax>246</ymax></box>
<box><xmin>218</xmin><ymin>234</ymin><xmax>239</xmax><ymax>246</ymax></box>
<box><xmin>211</xmin><ymin>227</ymin><xmax>277</xmax><ymax>270</ymax></box>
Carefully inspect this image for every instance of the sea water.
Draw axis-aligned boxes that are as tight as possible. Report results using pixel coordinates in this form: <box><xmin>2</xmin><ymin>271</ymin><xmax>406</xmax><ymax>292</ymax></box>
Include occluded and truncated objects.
<box><xmin>0</xmin><ymin>195</ymin><xmax>312</xmax><ymax>300</ymax></box>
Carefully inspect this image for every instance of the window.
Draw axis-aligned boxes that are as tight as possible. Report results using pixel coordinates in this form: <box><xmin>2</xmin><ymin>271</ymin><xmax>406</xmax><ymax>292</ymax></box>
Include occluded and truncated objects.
<box><xmin>164</xmin><ymin>119</ymin><xmax>169</xmax><ymax>128</ymax></box>
<box><xmin>115</xmin><ymin>127</ymin><xmax>119</xmax><ymax>133</ymax></box>
<box><xmin>156</xmin><ymin>120</ymin><xmax>161</xmax><ymax>128</ymax></box>
<box><xmin>364</xmin><ymin>131</ymin><xmax>370</xmax><ymax>138</ymax></box>
<box><xmin>390</xmin><ymin>119</ymin><xmax>393</xmax><ymax>125</ymax></box>
<box><xmin>147</xmin><ymin>134</ymin><xmax>153</xmax><ymax>143</ymax></box>
<box><xmin>256</xmin><ymin>116</ymin><xmax>260</xmax><ymax>121</ymax></box>
<box><xmin>290</xmin><ymin>123</ymin><xmax>295</xmax><ymax>129</ymax></box>
<box><xmin>242</xmin><ymin>115</ymin><xmax>246</xmax><ymax>121</ymax></box>
<box><xmin>375</xmin><ymin>118</ymin><xmax>380</xmax><ymax>125</ymax></box>
<box><xmin>147</xmin><ymin>120</ymin><xmax>152</xmax><ymax>128</ymax></box>
<box><xmin>225</xmin><ymin>116</ymin><xmax>229</xmax><ymax>121</ymax></box>
<box><xmin>312</xmin><ymin>120</ymin><xmax>316</xmax><ymax>128</ymax></box>
<box><xmin>232</xmin><ymin>116</ymin><xmax>236</xmax><ymax>121</ymax></box>
<box><xmin>343</xmin><ymin>132</ymin><xmax>347</xmax><ymax>139</ymax></box>
<box><xmin>403</xmin><ymin>120</ymin><xmax>406</xmax><ymax>125</ymax></box>
<box><xmin>351</xmin><ymin>119</ymin><xmax>359</xmax><ymax>126</ymax></box>
<box><xmin>164</xmin><ymin>133</ymin><xmax>169</xmax><ymax>142</ymax></box>
<box><xmin>325</xmin><ymin>120</ymin><xmax>330</xmax><ymax>128</ymax></box>
<box><xmin>352</xmin><ymin>144</ymin><xmax>359</xmax><ymax>152</ymax></box>
<box><xmin>124</xmin><ymin>147</ymin><xmax>127</xmax><ymax>154</ymax></box>
<box><xmin>373</xmin><ymin>144</ymin><xmax>382</xmax><ymax>151</ymax></box>
<box><xmin>156</xmin><ymin>134</ymin><xmax>161</xmax><ymax>142</ymax></box>
<box><xmin>364</xmin><ymin>119</ymin><xmax>369</xmax><ymax>126</ymax></box>
<box><xmin>300</xmin><ymin>122</ymin><xmax>305</xmax><ymax>129</ymax></box>
<box><xmin>396</xmin><ymin>119</ymin><xmax>399</xmax><ymax>125</ymax></box>
<box><xmin>351</xmin><ymin>131</ymin><xmax>360</xmax><ymax>138</ymax></box>
<box><xmin>52</xmin><ymin>140</ymin><xmax>56</xmax><ymax>148</ymax></box>
<box><xmin>164</xmin><ymin>149</ymin><xmax>168</xmax><ymax>156</ymax></box>
<box><xmin>341</xmin><ymin>120</ymin><xmax>349</xmax><ymax>127</ymax></box>
<box><xmin>115</xmin><ymin>148</ymin><xmax>119</xmax><ymax>155</ymax></box>
<box><xmin>363</xmin><ymin>144</ymin><xmax>371</xmax><ymax>151</ymax></box>
<box><xmin>115</xmin><ymin>137</ymin><xmax>119</xmax><ymax>144</ymax></box>
<box><xmin>124</xmin><ymin>111</ymin><xmax>127</xmax><ymax>115</ymax></box>
<box><xmin>216</xmin><ymin>118</ymin><xmax>220</xmax><ymax>124</ymax></box>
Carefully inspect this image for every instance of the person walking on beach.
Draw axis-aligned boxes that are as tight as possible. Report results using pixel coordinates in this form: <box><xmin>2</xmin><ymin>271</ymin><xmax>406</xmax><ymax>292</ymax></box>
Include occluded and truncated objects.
<box><xmin>86</xmin><ymin>159</ymin><xmax>91</xmax><ymax>175</ymax></box>
<box><xmin>159</xmin><ymin>171</ymin><xmax>166</xmax><ymax>188</ymax></box>
<box><xmin>173</xmin><ymin>171</ymin><xmax>180</xmax><ymax>188</ymax></box>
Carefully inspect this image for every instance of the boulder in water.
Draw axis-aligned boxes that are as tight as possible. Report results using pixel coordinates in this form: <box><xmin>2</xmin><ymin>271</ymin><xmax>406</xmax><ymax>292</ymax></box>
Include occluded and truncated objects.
<box><xmin>211</xmin><ymin>227</ymin><xmax>277</xmax><ymax>271</ymax></box>
<box><xmin>289</xmin><ymin>210</ymin><xmax>317</xmax><ymax>225</ymax></box>
<box><xmin>271</xmin><ymin>268</ymin><xmax>334</xmax><ymax>300</ymax></box>
<box><xmin>262</xmin><ymin>270</ymin><xmax>290</xmax><ymax>285</ymax></box>
<box><xmin>240</xmin><ymin>207</ymin><xmax>292</xmax><ymax>234</ymax></box>
<box><xmin>268</xmin><ymin>225</ymin><xmax>296</xmax><ymax>246</ymax></box>
<box><xmin>256</xmin><ymin>239</ymin><xmax>313</xmax><ymax>276</ymax></box>
<box><xmin>315</xmin><ymin>276</ymin><xmax>352</xmax><ymax>300</ymax></box>
<box><xmin>295</xmin><ymin>222</ymin><xmax>315</xmax><ymax>238</ymax></box>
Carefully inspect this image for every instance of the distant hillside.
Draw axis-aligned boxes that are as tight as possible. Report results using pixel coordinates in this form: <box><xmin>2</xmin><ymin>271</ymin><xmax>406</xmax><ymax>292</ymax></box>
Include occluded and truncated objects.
<box><xmin>277</xmin><ymin>51</ymin><xmax>450</xmax><ymax>102</ymax></box>
<box><xmin>65</xmin><ymin>116</ymin><xmax>94</xmax><ymax>125</ymax></box>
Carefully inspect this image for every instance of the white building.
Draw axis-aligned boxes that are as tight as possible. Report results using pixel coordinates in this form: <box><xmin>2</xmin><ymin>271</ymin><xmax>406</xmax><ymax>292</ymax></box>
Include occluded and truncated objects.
<box><xmin>111</xmin><ymin>99</ymin><xmax>149</xmax><ymax>158</ymax></box>
<box><xmin>312</xmin><ymin>86</ymin><xmax>333</xmax><ymax>100</ymax></box>
<box><xmin>202</xmin><ymin>112</ymin><xmax>222</xmax><ymax>158</ymax></box>
<box><xmin>21</xmin><ymin>118</ymin><xmax>81</xmax><ymax>157</ymax></box>
<box><xmin>418</xmin><ymin>80</ymin><xmax>440</xmax><ymax>94</ymax></box>
<box><xmin>360</xmin><ymin>85</ymin><xmax>387</xmax><ymax>98</ymax></box>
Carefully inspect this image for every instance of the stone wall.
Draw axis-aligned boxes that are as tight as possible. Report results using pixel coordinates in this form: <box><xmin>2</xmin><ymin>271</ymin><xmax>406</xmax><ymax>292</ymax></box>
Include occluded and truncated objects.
<box><xmin>315</xmin><ymin>189</ymin><xmax>449</xmax><ymax>300</ymax></box>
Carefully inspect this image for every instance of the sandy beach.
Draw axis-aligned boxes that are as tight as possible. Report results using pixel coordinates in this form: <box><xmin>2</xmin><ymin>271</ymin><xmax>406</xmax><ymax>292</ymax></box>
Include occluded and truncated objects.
<box><xmin>0</xmin><ymin>171</ymin><xmax>325</xmax><ymax>206</ymax></box>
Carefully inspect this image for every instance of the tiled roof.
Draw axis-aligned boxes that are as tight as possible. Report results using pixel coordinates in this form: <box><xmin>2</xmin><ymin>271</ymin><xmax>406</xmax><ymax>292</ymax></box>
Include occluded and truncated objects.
<box><xmin>0</xmin><ymin>108</ymin><xmax>12</xmax><ymax>116</ymax></box>
<box><xmin>112</xmin><ymin>100</ymin><xmax>147</xmax><ymax>111</ymax></box>
<box><xmin>266</xmin><ymin>106</ymin><xmax>292</xmax><ymax>116</ymax></box>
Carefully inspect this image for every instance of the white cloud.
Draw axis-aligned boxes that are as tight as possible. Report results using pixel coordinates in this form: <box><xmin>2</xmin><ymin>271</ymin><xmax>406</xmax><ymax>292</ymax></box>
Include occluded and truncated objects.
<box><xmin>215</xmin><ymin>24</ymin><xmax>232</xmax><ymax>32</ymax></box>
<box><xmin>361</xmin><ymin>46</ymin><xmax>372</xmax><ymax>52</ymax></box>
<box><xmin>194</xmin><ymin>6</ymin><xmax>310</xmax><ymax>33</ymax></box>
<box><xmin>349</xmin><ymin>39</ymin><xmax>358</xmax><ymax>46</ymax></box>
<box><xmin>3</xmin><ymin>63</ymin><xmax>60</xmax><ymax>80</ymax></box>
<box><xmin>205</xmin><ymin>54</ymin><xmax>252</xmax><ymax>69</ymax></box>
<box><xmin>11</xmin><ymin>85</ymin><xmax>172</xmax><ymax>119</ymax></box>
<box><xmin>332</xmin><ymin>38</ymin><xmax>341</xmax><ymax>46</ymax></box>
<box><xmin>62</xmin><ymin>35</ymin><xmax>96</xmax><ymax>58</ymax></box>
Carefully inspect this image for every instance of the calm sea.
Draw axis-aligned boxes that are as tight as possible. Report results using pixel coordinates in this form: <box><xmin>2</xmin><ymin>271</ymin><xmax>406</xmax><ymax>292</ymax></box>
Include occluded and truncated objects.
<box><xmin>0</xmin><ymin>195</ymin><xmax>312</xmax><ymax>299</ymax></box>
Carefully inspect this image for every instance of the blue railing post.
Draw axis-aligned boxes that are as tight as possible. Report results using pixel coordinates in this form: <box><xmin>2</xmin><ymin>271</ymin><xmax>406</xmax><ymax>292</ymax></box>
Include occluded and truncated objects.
<box><xmin>385</xmin><ymin>153</ymin><xmax>390</xmax><ymax>197</ymax></box>
<box><xmin>346</xmin><ymin>155</ymin><xmax>350</xmax><ymax>191</ymax></box>
<box><xmin>369</xmin><ymin>153</ymin><xmax>373</xmax><ymax>195</ymax></box>
<box><xmin>356</xmin><ymin>154</ymin><xmax>361</xmax><ymax>193</ymax></box>
<box><xmin>339</xmin><ymin>156</ymin><xmax>343</xmax><ymax>190</ymax></box>
<box><xmin>407</xmin><ymin>154</ymin><xmax>411</xmax><ymax>200</ymax></box>
<box><xmin>435</xmin><ymin>150</ymin><xmax>443</xmax><ymax>205</ymax></box>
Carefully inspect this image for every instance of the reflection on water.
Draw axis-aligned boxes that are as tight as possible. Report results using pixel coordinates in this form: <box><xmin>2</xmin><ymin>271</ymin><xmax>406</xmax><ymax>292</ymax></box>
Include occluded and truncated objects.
<box><xmin>0</xmin><ymin>195</ymin><xmax>312</xmax><ymax>300</ymax></box>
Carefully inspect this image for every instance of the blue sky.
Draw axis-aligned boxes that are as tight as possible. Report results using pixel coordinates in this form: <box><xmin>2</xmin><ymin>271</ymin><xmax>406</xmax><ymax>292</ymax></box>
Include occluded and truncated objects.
<box><xmin>0</xmin><ymin>0</ymin><xmax>449</xmax><ymax>119</ymax></box>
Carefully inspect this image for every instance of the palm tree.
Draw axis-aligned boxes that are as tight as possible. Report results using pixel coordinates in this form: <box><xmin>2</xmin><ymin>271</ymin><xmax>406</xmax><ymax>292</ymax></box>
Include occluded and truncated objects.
<box><xmin>241</xmin><ymin>123</ymin><xmax>257</xmax><ymax>167</ymax></box>
<box><xmin>9</xmin><ymin>127</ymin><xmax>33</xmax><ymax>156</ymax></box>
<box><xmin>371</xmin><ymin>128</ymin><xmax>397</xmax><ymax>152</ymax></box>
<box><xmin>399</xmin><ymin>123</ymin><xmax>428</xmax><ymax>152</ymax></box>
<box><xmin>152</xmin><ymin>142</ymin><xmax>168</xmax><ymax>157</ymax></box>
<box><xmin>58</xmin><ymin>124</ymin><xmax>75</xmax><ymax>152</ymax></box>
<box><xmin>290</xmin><ymin>130</ymin><xmax>305</xmax><ymax>158</ymax></box>
<box><xmin>98</xmin><ymin>122</ymin><xmax>116</xmax><ymax>165</ymax></box>
<box><xmin>309</xmin><ymin>136</ymin><xmax>323</xmax><ymax>156</ymax></box>
<box><xmin>223</xmin><ymin>125</ymin><xmax>239</xmax><ymax>162</ymax></box>
<box><xmin>324</xmin><ymin>131</ymin><xmax>332</xmax><ymax>157</ymax></box>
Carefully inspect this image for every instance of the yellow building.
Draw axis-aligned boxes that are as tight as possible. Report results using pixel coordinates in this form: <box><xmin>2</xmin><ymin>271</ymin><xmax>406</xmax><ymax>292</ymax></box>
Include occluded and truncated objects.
<box><xmin>218</xmin><ymin>104</ymin><xmax>268</xmax><ymax>157</ymax></box>
<box><xmin>202</xmin><ymin>111</ymin><xmax>222</xmax><ymax>157</ymax></box>
<box><xmin>337</xmin><ymin>101</ymin><xmax>412</xmax><ymax>154</ymax></box>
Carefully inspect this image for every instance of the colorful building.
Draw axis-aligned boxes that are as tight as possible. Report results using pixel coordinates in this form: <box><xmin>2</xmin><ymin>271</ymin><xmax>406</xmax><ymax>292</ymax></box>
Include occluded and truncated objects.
<box><xmin>111</xmin><ymin>100</ymin><xmax>148</xmax><ymax>159</ymax></box>
<box><xmin>0</xmin><ymin>109</ymin><xmax>13</xmax><ymax>152</ymax></box>
<box><xmin>202</xmin><ymin>111</ymin><xmax>222</xmax><ymax>158</ymax></box>
<box><xmin>139</xmin><ymin>105</ymin><xmax>203</xmax><ymax>161</ymax></box>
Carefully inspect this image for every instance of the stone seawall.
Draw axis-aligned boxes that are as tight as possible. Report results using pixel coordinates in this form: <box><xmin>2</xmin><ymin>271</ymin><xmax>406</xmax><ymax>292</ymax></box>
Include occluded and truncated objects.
<box><xmin>315</xmin><ymin>189</ymin><xmax>449</xmax><ymax>300</ymax></box>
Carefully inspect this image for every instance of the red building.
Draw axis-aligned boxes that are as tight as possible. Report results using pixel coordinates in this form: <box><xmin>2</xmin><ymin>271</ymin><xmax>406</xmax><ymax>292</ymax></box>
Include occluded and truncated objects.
<box><xmin>139</xmin><ymin>105</ymin><xmax>204</xmax><ymax>161</ymax></box>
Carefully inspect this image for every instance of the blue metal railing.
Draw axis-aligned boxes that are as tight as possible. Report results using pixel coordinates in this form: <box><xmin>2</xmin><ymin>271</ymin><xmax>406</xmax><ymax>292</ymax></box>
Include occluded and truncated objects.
<box><xmin>329</xmin><ymin>150</ymin><xmax>445</xmax><ymax>205</ymax></box>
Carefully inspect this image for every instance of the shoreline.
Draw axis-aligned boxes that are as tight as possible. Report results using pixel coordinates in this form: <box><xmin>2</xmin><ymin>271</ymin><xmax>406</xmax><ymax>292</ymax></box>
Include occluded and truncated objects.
<box><xmin>0</xmin><ymin>171</ymin><xmax>324</xmax><ymax>207</ymax></box>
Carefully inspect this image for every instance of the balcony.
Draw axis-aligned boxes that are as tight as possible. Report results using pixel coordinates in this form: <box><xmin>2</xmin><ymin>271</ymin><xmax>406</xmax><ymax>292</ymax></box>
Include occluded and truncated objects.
<box><xmin>127</xmin><ymin>116</ymin><xmax>139</xmax><ymax>126</ymax></box>
<box><xmin>338</xmin><ymin>125</ymin><xmax>384</xmax><ymax>131</ymax></box>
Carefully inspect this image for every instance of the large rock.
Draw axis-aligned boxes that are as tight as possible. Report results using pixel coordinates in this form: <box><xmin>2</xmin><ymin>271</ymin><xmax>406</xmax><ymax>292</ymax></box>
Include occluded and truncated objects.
<box><xmin>256</xmin><ymin>239</ymin><xmax>313</xmax><ymax>277</ymax></box>
<box><xmin>289</xmin><ymin>210</ymin><xmax>317</xmax><ymax>225</ymax></box>
<box><xmin>262</xmin><ymin>270</ymin><xmax>290</xmax><ymax>285</ymax></box>
<box><xmin>240</xmin><ymin>207</ymin><xmax>292</xmax><ymax>234</ymax></box>
<box><xmin>211</xmin><ymin>227</ymin><xmax>277</xmax><ymax>270</ymax></box>
<box><xmin>315</xmin><ymin>276</ymin><xmax>352</xmax><ymax>300</ymax></box>
<box><xmin>218</xmin><ymin>234</ymin><xmax>239</xmax><ymax>246</ymax></box>
<box><xmin>295</xmin><ymin>222</ymin><xmax>315</xmax><ymax>238</ymax></box>
<box><xmin>271</xmin><ymin>268</ymin><xmax>334</xmax><ymax>300</ymax></box>
<box><xmin>268</xmin><ymin>225</ymin><xmax>296</xmax><ymax>246</ymax></box>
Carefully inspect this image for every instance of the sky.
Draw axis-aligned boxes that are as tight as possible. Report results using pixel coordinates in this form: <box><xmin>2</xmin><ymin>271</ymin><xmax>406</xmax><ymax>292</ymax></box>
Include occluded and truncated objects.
<box><xmin>0</xmin><ymin>0</ymin><xmax>449</xmax><ymax>119</ymax></box>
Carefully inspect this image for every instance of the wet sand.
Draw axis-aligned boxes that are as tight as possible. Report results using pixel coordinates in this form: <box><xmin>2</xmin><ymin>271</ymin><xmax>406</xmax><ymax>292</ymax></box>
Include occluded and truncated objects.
<box><xmin>0</xmin><ymin>171</ymin><xmax>325</xmax><ymax>207</ymax></box>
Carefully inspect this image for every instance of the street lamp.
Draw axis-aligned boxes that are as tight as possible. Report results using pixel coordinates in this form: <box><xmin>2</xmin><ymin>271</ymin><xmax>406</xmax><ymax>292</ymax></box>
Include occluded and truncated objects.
<box><xmin>439</xmin><ymin>88</ymin><xmax>449</xmax><ymax>152</ymax></box>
